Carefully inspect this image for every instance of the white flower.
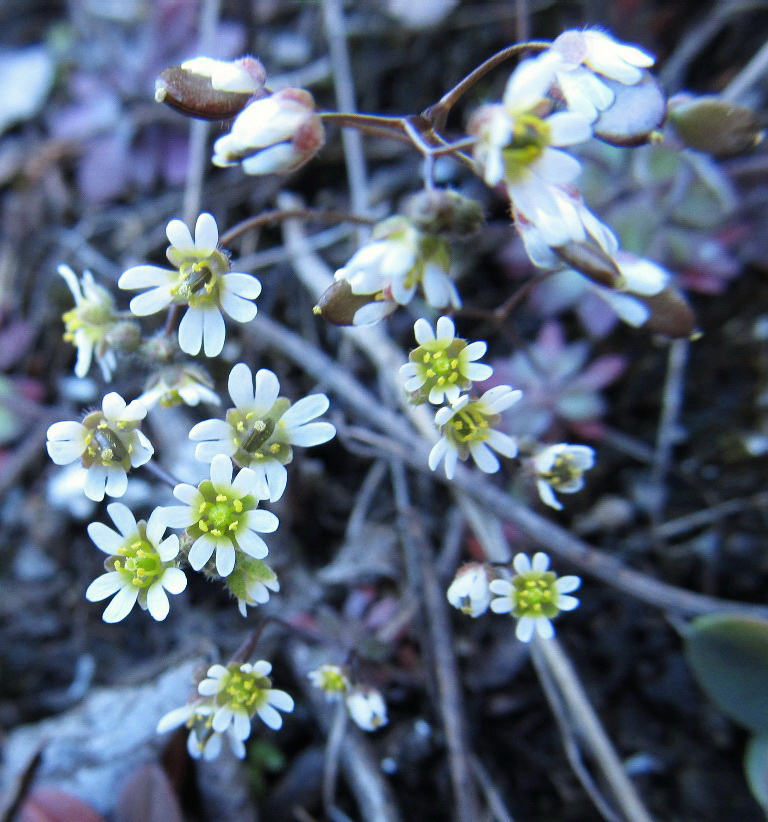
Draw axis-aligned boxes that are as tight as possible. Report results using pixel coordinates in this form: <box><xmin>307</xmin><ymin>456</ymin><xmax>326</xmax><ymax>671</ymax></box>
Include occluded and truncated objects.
<box><xmin>308</xmin><ymin>664</ymin><xmax>351</xmax><ymax>701</ymax></box>
<box><xmin>159</xmin><ymin>454</ymin><xmax>279</xmax><ymax>577</ymax></box>
<box><xmin>532</xmin><ymin>443</ymin><xmax>595</xmax><ymax>510</ymax></box>
<box><xmin>212</xmin><ymin>88</ymin><xmax>325</xmax><ymax>175</ymax></box>
<box><xmin>489</xmin><ymin>552</ymin><xmax>581</xmax><ymax>642</ymax></box>
<box><xmin>156</xmin><ymin>700</ymin><xmax>230</xmax><ymax>760</ymax></box>
<box><xmin>138</xmin><ymin>365</ymin><xmax>221</xmax><ymax>410</ymax></box>
<box><xmin>446</xmin><ymin>563</ymin><xmax>493</xmax><ymax>618</ymax></box>
<box><xmin>118</xmin><ymin>213</ymin><xmax>262</xmax><ymax>358</ymax></box>
<box><xmin>189</xmin><ymin>363</ymin><xmax>336</xmax><ymax>502</ymax></box>
<box><xmin>225</xmin><ymin>555</ymin><xmax>280</xmax><ymax>617</ymax></box>
<box><xmin>552</xmin><ymin>29</ymin><xmax>654</xmax><ymax>86</ymax></box>
<box><xmin>46</xmin><ymin>392</ymin><xmax>153</xmax><ymax>502</ymax></box>
<box><xmin>429</xmin><ymin>386</ymin><xmax>521</xmax><ymax>479</ymax></box>
<box><xmin>400</xmin><ymin>316</ymin><xmax>492</xmax><ymax>405</ymax></box>
<box><xmin>58</xmin><ymin>264</ymin><xmax>117</xmax><ymax>380</ymax></box>
<box><xmin>198</xmin><ymin>661</ymin><xmax>295</xmax><ymax>735</ymax></box>
<box><xmin>346</xmin><ymin>687</ymin><xmax>388</xmax><ymax>731</ymax></box>
<box><xmin>180</xmin><ymin>56</ymin><xmax>266</xmax><ymax>94</ymax></box>
<box><xmin>85</xmin><ymin>503</ymin><xmax>186</xmax><ymax>622</ymax></box>
<box><xmin>335</xmin><ymin>217</ymin><xmax>461</xmax><ymax>312</ymax></box>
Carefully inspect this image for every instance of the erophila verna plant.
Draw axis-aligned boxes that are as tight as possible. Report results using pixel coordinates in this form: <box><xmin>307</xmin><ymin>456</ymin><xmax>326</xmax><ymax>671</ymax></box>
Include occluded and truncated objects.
<box><xmin>44</xmin><ymin>21</ymin><xmax>762</xmax><ymax>783</ymax></box>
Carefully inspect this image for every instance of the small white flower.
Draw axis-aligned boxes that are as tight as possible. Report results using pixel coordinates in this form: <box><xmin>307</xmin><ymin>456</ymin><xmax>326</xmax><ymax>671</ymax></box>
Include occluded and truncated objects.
<box><xmin>429</xmin><ymin>386</ymin><xmax>521</xmax><ymax>479</ymax></box>
<box><xmin>181</xmin><ymin>56</ymin><xmax>266</xmax><ymax>94</ymax></box>
<box><xmin>400</xmin><ymin>316</ymin><xmax>493</xmax><ymax>405</ymax></box>
<box><xmin>308</xmin><ymin>664</ymin><xmax>350</xmax><ymax>701</ymax></box>
<box><xmin>46</xmin><ymin>392</ymin><xmax>153</xmax><ymax>502</ymax></box>
<box><xmin>138</xmin><ymin>365</ymin><xmax>221</xmax><ymax>410</ymax></box>
<box><xmin>212</xmin><ymin>88</ymin><xmax>325</xmax><ymax>175</ymax></box>
<box><xmin>225</xmin><ymin>555</ymin><xmax>280</xmax><ymax>617</ymax></box>
<box><xmin>552</xmin><ymin>29</ymin><xmax>654</xmax><ymax>86</ymax></box>
<box><xmin>446</xmin><ymin>563</ymin><xmax>493</xmax><ymax>618</ymax></box>
<box><xmin>85</xmin><ymin>503</ymin><xmax>186</xmax><ymax>622</ymax></box>
<box><xmin>199</xmin><ymin>661</ymin><xmax>295</xmax><ymax>735</ymax></box>
<box><xmin>346</xmin><ymin>686</ymin><xmax>388</xmax><ymax>731</ymax></box>
<box><xmin>159</xmin><ymin>454</ymin><xmax>279</xmax><ymax>577</ymax></box>
<box><xmin>533</xmin><ymin>443</ymin><xmax>595</xmax><ymax>510</ymax></box>
<box><xmin>118</xmin><ymin>213</ymin><xmax>262</xmax><ymax>358</ymax></box>
<box><xmin>156</xmin><ymin>700</ymin><xmax>230</xmax><ymax>760</ymax></box>
<box><xmin>335</xmin><ymin>217</ymin><xmax>461</xmax><ymax>313</ymax></box>
<box><xmin>489</xmin><ymin>552</ymin><xmax>581</xmax><ymax>642</ymax></box>
<box><xmin>189</xmin><ymin>363</ymin><xmax>336</xmax><ymax>502</ymax></box>
<box><xmin>58</xmin><ymin>265</ymin><xmax>117</xmax><ymax>381</ymax></box>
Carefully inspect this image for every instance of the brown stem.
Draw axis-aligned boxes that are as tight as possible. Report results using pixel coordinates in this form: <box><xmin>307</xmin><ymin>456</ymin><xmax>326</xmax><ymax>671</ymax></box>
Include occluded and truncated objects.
<box><xmin>219</xmin><ymin>208</ymin><xmax>376</xmax><ymax>247</ymax></box>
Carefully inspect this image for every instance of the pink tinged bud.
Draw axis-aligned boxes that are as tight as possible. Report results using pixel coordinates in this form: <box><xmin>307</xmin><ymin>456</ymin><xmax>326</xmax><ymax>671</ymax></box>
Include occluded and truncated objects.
<box><xmin>212</xmin><ymin>88</ymin><xmax>325</xmax><ymax>175</ymax></box>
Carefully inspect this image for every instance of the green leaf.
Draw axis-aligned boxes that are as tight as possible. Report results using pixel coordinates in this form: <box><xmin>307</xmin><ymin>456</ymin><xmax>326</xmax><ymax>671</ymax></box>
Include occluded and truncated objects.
<box><xmin>745</xmin><ymin>735</ymin><xmax>768</xmax><ymax>817</ymax></box>
<box><xmin>684</xmin><ymin>614</ymin><xmax>768</xmax><ymax>733</ymax></box>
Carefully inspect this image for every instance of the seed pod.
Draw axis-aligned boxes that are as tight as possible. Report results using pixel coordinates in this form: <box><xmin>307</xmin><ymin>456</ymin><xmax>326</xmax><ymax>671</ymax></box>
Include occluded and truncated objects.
<box><xmin>314</xmin><ymin>280</ymin><xmax>382</xmax><ymax>326</ymax></box>
<box><xmin>553</xmin><ymin>241</ymin><xmax>623</xmax><ymax>288</ymax></box>
<box><xmin>668</xmin><ymin>95</ymin><xmax>763</xmax><ymax>157</ymax></box>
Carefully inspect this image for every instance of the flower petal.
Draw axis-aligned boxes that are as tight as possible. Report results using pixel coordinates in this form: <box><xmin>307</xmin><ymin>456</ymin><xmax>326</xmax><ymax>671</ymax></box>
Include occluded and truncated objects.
<box><xmin>281</xmin><ymin>394</ymin><xmax>329</xmax><ymax>428</ymax></box>
<box><xmin>161</xmin><ymin>567</ymin><xmax>188</xmax><ymax>594</ymax></box>
<box><xmin>87</xmin><ymin>522</ymin><xmax>124</xmax><ymax>554</ymax></box>
<box><xmin>178</xmin><ymin>307</ymin><xmax>204</xmax><ymax>355</ymax></box>
<box><xmin>228</xmin><ymin>363</ymin><xmax>255</xmax><ymax>410</ymax></box>
<box><xmin>202</xmin><ymin>307</ymin><xmax>226</xmax><ymax>357</ymax></box>
<box><xmin>130</xmin><ymin>287</ymin><xmax>174</xmax><ymax>316</ymax></box>
<box><xmin>215</xmin><ymin>538</ymin><xmax>236</xmax><ymax>577</ymax></box>
<box><xmin>220</xmin><ymin>288</ymin><xmax>258</xmax><ymax>323</ymax></box>
<box><xmin>103</xmin><ymin>585</ymin><xmax>139</xmax><ymax>623</ymax></box>
<box><xmin>147</xmin><ymin>582</ymin><xmax>170</xmax><ymax>620</ymax></box>
<box><xmin>285</xmin><ymin>422</ymin><xmax>335</xmax><ymax>447</ymax></box>
<box><xmin>210</xmin><ymin>454</ymin><xmax>233</xmax><ymax>489</ymax></box>
<box><xmin>166</xmin><ymin>218</ymin><xmax>194</xmax><ymax>252</ymax></box>
<box><xmin>86</xmin><ymin>571</ymin><xmax>124</xmax><ymax>601</ymax></box>
<box><xmin>107</xmin><ymin>502</ymin><xmax>136</xmax><ymax>537</ymax></box>
<box><xmin>236</xmin><ymin>528</ymin><xmax>269</xmax><ymax>559</ymax></box>
<box><xmin>194</xmin><ymin>213</ymin><xmax>219</xmax><ymax>254</ymax></box>
<box><xmin>189</xmin><ymin>534</ymin><xmax>216</xmax><ymax>570</ymax></box>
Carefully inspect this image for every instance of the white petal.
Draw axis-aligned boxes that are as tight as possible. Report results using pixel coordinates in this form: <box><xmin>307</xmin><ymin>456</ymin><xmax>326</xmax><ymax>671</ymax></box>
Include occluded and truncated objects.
<box><xmin>58</xmin><ymin>264</ymin><xmax>82</xmax><ymax>301</ymax></box>
<box><xmin>264</xmin><ymin>461</ymin><xmax>287</xmax><ymax>501</ymax></box>
<box><xmin>469</xmin><ymin>441</ymin><xmax>500</xmax><ymax>473</ymax></box>
<box><xmin>245</xmin><ymin>508</ymin><xmax>279</xmax><ymax>533</ymax></box>
<box><xmin>86</xmin><ymin>571</ymin><xmax>124</xmax><ymax>601</ymax></box>
<box><xmin>103</xmin><ymin>585</ymin><xmax>139</xmax><ymax>622</ymax></box>
<box><xmin>190</xmin><ymin>418</ymin><xmax>235</xmax><ymax>442</ymax></box>
<box><xmin>231</xmin><ymin>466</ymin><xmax>259</xmax><ymax>496</ymax></box>
<box><xmin>558</xmin><ymin>594</ymin><xmax>580</xmax><ymax>611</ymax></box>
<box><xmin>47</xmin><ymin>420</ymin><xmax>87</xmax><ymax>442</ymax></box>
<box><xmin>202</xmin><ymin>307</ymin><xmax>226</xmax><ymax>357</ymax></box>
<box><xmin>119</xmin><ymin>265</ymin><xmax>174</xmax><ymax>290</ymax></box>
<box><xmin>257</xmin><ymin>703</ymin><xmax>283</xmax><ymax>730</ymax></box>
<box><xmin>102</xmin><ymin>392</ymin><xmax>126</xmax><ymax>419</ymax></box>
<box><xmin>535</xmin><ymin>618</ymin><xmax>555</xmax><ymax>639</ymax></box>
<box><xmin>178</xmin><ymin>308</ymin><xmax>204</xmax><ymax>355</ymax></box>
<box><xmin>215</xmin><ymin>538</ymin><xmax>236</xmax><ymax>577</ymax></box>
<box><xmin>532</xmin><ymin>552</ymin><xmax>550</xmax><ymax>572</ymax></box>
<box><xmin>107</xmin><ymin>502</ymin><xmax>137</xmax><ymax>536</ymax></box>
<box><xmin>212</xmin><ymin>705</ymin><xmax>234</xmax><ymax>733</ymax></box>
<box><xmin>210</xmin><ymin>454</ymin><xmax>233</xmax><ymax>489</ymax></box>
<box><xmin>428</xmin><ymin>438</ymin><xmax>448</xmax><ymax>471</ymax></box>
<box><xmin>156</xmin><ymin>534</ymin><xmax>180</xmax><ymax>562</ymax></box>
<box><xmin>196</xmin><ymin>440</ymin><xmax>236</xmax><ymax>462</ymax></box>
<box><xmin>464</xmin><ymin>340</ymin><xmax>487</xmax><ymax>361</ymax></box>
<box><xmin>161</xmin><ymin>504</ymin><xmax>196</xmax><ymax>529</ymax></box>
<box><xmin>515</xmin><ymin>616</ymin><xmax>536</xmax><ymax>643</ymax></box>
<box><xmin>537</xmin><ymin>479</ymin><xmax>562</xmax><ymax>510</ymax></box>
<box><xmin>47</xmin><ymin>439</ymin><xmax>86</xmax><ymax>465</ymax></box>
<box><xmin>465</xmin><ymin>363</ymin><xmax>493</xmax><ymax>381</ymax></box>
<box><xmin>146</xmin><ymin>582</ymin><xmax>170</xmax><ymax>620</ymax></box>
<box><xmin>87</xmin><ymin>522</ymin><xmax>124</xmax><ymax>554</ymax></box>
<box><xmin>236</xmin><ymin>528</ymin><xmax>269</xmax><ymax>559</ymax></box>
<box><xmin>286</xmin><ymin>422</ymin><xmax>335</xmax><ymax>447</ymax></box>
<box><xmin>547</xmin><ymin>111</ymin><xmax>593</xmax><ymax>146</ymax></box>
<box><xmin>513</xmin><ymin>553</ymin><xmax>532</xmax><ymax>574</ymax></box>
<box><xmin>443</xmin><ymin>445</ymin><xmax>459</xmax><ymax>479</ymax></box>
<box><xmin>104</xmin><ymin>465</ymin><xmax>128</xmax><ymax>498</ymax></box>
<box><xmin>556</xmin><ymin>575</ymin><xmax>581</xmax><ymax>594</ymax></box>
<box><xmin>84</xmin><ymin>464</ymin><xmax>108</xmax><ymax>502</ymax></box>
<box><xmin>161</xmin><ymin>566</ymin><xmax>188</xmax><ymax>594</ymax></box>
<box><xmin>486</xmin><ymin>430</ymin><xmax>518</xmax><ymax>458</ymax></box>
<box><xmin>189</xmin><ymin>534</ymin><xmax>216</xmax><ymax>570</ymax></box>
<box><xmin>166</xmin><ymin>218</ymin><xmax>195</xmax><ymax>252</ymax></box>
<box><xmin>267</xmin><ymin>689</ymin><xmax>294</xmax><ymax>712</ymax></box>
<box><xmin>129</xmin><ymin>287</ymin><xmax>174</xmax><ymax>316</ymax></box>
<box><xmin>194</xmin><ymin>213</ymin><xmax>219</xmax><ymax>254</ymax></box>
<box><xmin>253</xmin><ymin>369</ymin><xmax>280</xmax><ymax>412</ymax></box>
<box><xmin>173</xmin><ymin>484</ymin><xmax>201</xmax><ymax>505</ymax></box>
<box><xmin>281</xmin><ymin>394</ymin><xmax>329</xmax><ymax>428</ymax></box>
<box><xmin>435</xmin><ymin>316</ymin><xmax>455</xmax><ymax>340</ymax></box>
<box><xmin>223</xmin><ymin>272</ymin><xmax>262</xmax><ymax>299</ymax></box>
<box><xmin>220</xmin><ymin>289</ymin><xmax>258</xmax><ymax>323</ymax></box>
<box><xmin>534</xmin><ymin>148</ymin><xmax>582</xmax><ymax>186</ymax></box>
<box><xmin>232</xmin><ymin>710</ymin><xmax>251</xmax><ymax>740</ymax></box>
<box><xmin>157</xmin><ymin>704</ymin><xmax>195</xmax><ymax>733</ymax></box>
<box><xmin>413</xmin><ymin>318</ymin><xmax>435</xmax><ymax>344</ymax></box>
<box><xmin>226</xmin><ymin>363</ymin><xmax>255</xmax><ymax>411</ymax></box>
<box><xmin>490</xmin><ymin>596</ymin><xmax>512</xmax><ymax>614</ymax></box>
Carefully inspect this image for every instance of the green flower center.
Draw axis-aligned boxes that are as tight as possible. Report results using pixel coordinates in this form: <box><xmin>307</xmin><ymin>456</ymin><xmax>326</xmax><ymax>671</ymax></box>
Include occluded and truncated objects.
<box><xmin>542</xmin><ymin>455</ymin><xmax>581</xmax><ymax>490</ymax></box>
<box><xmin>221</xmin><ymin>668</ymin><xmax>271</xmax><ymax>714</ymax></box>
<box><xmin>226</xmin><ymin>403</ymin><xmax>293</xmax><ymax>469</ymax></box>
<box><xmin>112</xmin><ymin>536</ymin><xmax>163</xmax><ymax>589</ymax></box>
<box><xmin>512</xmin><ymin>571</ymin><xmax>560</xmax><ymax>619</ymax></box>
<box><xmin>197</xmin><ymin>492</ymin><xmax>244</xmax><ymax>538</ymax></box>
<box><xmin>415</xmin><ymin>339</ymin><xmax>468</xmax><ymax>392</ymax></box>
<box><xmin>503</xmin><ymin>114</ymin><xmax>551</xmax><ymax>180</ymax></box>
<box><xmin>82</xmin><ymin>418</ymin><xmax>134</xmax><ymax>468</ymax></box>
<box><xmin>446</xmin><ymin>404</ymin><xmax>492</xmax><ymax>446</ymax></box>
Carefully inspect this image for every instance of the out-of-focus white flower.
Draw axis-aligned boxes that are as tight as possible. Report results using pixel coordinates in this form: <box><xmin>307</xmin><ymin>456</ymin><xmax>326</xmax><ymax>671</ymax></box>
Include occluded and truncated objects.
<box><xmin>159</xmin><ymin>454</ymin><xmax>278</xmax><ymax>577</ymax></box>
<box><xmin>181</xmin><ymin>56</ymin><xmax>266</xmax><ymax>94</ymax></box>
<box><xmin>308</xmin><ymin>664</ymin><xmax>350</xmax><ymax>701</ymax></box>
<box><xmin>429</xmin><ymin>386</ymin><xmax>521</xmax><ymax>479</ymax></box>
<box><xmin>189</xmin><ymin>363</ymin><xmax>336</xmax><ymax>502</ymax></box>
<box><xmin>553</xmin><ymin>29</ymin><xmax>654</xmax><ymax>86</ymax></box>
<box><xmin>334</xmin><ymin>217</ymin><xmax>461</xmax><ymax>314</ymax></box>
<box><xmin>212</xmin><ymin>88</ymin><xmax>324</xmax><ymax>175</ymax></box>
<box><xmin>156</xmin><ymin>701</ymin><xmax>220</xmax><ymax>759</ymax></box>
<box><xmin>489</xmin><ymin>552</ymin><xmax>581</xmax><ymax>642</ymax></box>
<box><xmin>58</xmin><ymin>265</ymin><xmax>117</xmax><ymax>381</ymax></box>
<box><xmin>400</xmin><ymin>316</ymin><xmax>492</xmax><ymax>405</ymax></box>
<box><xmin>199</xmin><ymin>661</ymin><xmax>295</xmax><ymax>735</ymax></box>
<box><xmin>85</xmin><ymin>503</ymin><xmax>186</xmax><ymax>622</ymax></box>
<box><xmin>446</xmin><ymin>563</ymin><xmax>493</xmax><ymax>617</ymax></box>
<box><xmin>118</xmin><ymin>213</ymin><xmax>261</xmax><ymax>358</ymax></box>
<box><xmin>346</xmin><ymin>686</ymin><xmax>388</xmax><ymax>731</ymax></box>
<box><xmin>225</xmin><ymin>554</ymin><xmax>280</xmax><ymax>617</ymax></box>
<box><xmin>138</xmin><ymin>365</ymin><xmax>221</xmax><ymax>410</ymax></box>
<box><xmin>532</xmin><ymin>443</ymin><xmax>595</xmax><ymax>510</ymax></box>
<box><xmin>46</xmin><ymin>392</ymin><xmax>153</xmax><ymax>501</ymax></box>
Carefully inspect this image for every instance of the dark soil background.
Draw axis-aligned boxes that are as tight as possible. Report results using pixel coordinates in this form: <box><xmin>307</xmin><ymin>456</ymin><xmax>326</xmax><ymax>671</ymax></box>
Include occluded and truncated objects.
<box><xmin>3</xmin><ymin>1</ymin><xmax>768</xmax><ymax>820</ymax></box>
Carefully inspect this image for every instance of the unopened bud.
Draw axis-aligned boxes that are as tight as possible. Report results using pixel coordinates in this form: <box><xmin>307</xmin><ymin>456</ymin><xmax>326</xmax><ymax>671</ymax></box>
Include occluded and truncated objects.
<box><xmin>404</xmin><ymin>189</ymin><xmax>484</xmax><ymax>236</ymax></box>
<box><xmin>642</xmin><ymin>284</ymin><xmax>696</xmax><ymax>338</ymax></box>
<box><xmin>155</xmin><ymin>57</ymin><xmax>267</xmax><ymax>121</ymax></box>
<box><xmin>668</xmin><ymin>95</ymin><xmax>762</xmax><ymax>157</ymax></box>
<box><xmin>105</xmin><ymin>320</ymin><xmax>142</xmax><ymax>354</ymax></box>
<box><xmin>593</xmin><ymin>71</ymin><xmax>666</xmax><ymax>147</ymax></box>
<box><xmin>553</xmin><ymin>241</ymin><xmax>623</xmax><ymax>288</ymax></box>
<box><xmin>314</xmin><ymin>280</ymin><xmax>385</xmax><ymax>326</ymax></box>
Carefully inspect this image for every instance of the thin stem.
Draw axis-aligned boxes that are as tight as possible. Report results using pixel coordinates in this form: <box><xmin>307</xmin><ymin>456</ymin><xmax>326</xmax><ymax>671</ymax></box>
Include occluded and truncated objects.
<box><xmin>423</xmin><ymin>40</ymin><xmax>551</xmax><ymax>131</ymax></box>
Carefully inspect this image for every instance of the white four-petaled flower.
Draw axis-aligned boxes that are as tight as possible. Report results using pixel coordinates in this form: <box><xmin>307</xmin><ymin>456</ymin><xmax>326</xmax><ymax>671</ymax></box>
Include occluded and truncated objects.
<box><xmin>533</xmin><ymin>443</ymin><xmax>596</xmax><ymax>510</ymax></box>
<box><xmin>85</xmin><ymin>503</ymin><xmax>186</xmax><ymax>622</ymax></box>
<box><xmin>118</xmin><ymin>213</ymin><xmax>261</xmax><ymax>358</ymax></box>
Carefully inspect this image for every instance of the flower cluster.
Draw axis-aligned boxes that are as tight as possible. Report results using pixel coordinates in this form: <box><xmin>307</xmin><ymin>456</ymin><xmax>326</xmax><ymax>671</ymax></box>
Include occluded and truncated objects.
<box><xmin>157</xmin><ymin>660</ymin><xmax>294</xmax><ymax>760</ymax></box>
<box><xmin>307</xmin><ymin>664</ymin><xmax>389</xmax><ymax>732</ymax></box>
<box><xmin>447</xmin><ymin>552</ymin><xmax>580</xmax><ymax>642</ymax></box>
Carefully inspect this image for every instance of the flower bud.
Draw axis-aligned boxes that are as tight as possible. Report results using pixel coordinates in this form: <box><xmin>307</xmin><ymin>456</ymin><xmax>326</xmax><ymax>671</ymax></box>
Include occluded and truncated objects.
<box><xmin>313</xmin><ymin>280</ymin><xmax>395</xmax><ymax>326</ymax></box>
<box><xmin>592</xmin><ymin>71</ymin><xmax>666</xmax><ymax>147</ymax></box>
<box><xmin>105</xmin><ymin>320</ymin><xmax>142</xmax><ymax>354</ymax></box>
<box><xmin>553</xmin><ymin>240</ymin><xmax>623</xmax><ymax>288</ymax></box>
<box><xmin>403</xmin><ymin>189</ymin><xmax>484</xmax><ymax>236</ymax></box>
<box><xmin>668</xmin><ymin>95</ymin><xmax>762</xmax><ymax>157</ymax></box>
<box><xmin>447</xmin><ymin>563</ymin><xmax>494</xmax><ymax>617</ymax></box>
<box><xmin>155</xmin><ymin>57</ymin><xmax>267</xmax><ymax>121</ymax></box>
<box><xmin>212</xmin><ymin>89</ymin><xmax>325</xmax><ymax>175</ymax></box>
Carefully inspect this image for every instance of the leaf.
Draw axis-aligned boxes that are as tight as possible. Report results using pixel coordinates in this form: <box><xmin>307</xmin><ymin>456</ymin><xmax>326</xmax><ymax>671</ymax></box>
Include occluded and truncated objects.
<box><xmin>684</xmin><ymin>614</ymin><xmax>768</xmax><ymax>733</ymax></box>
<box><xmin>745</xmin><ymin>735</ymin><xmax>768</xmax><ymax>817</ymax></box>
<box><xmin>19</xmin><ymin>788</ymin><xmax>105</xmax><ymax>822</ymax></box>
